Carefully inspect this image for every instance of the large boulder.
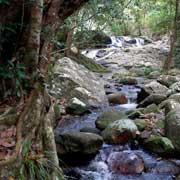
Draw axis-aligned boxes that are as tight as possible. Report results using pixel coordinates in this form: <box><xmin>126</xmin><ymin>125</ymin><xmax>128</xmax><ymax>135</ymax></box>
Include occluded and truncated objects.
<box><xmin>49</xmin><ymin>57</ymin><xmax>108</xmax><ymax>107</ymax></box>
<box><xmin>137</xmin><ymin>81</ymin><xmax>168</xmax><ymax>103</ymax></box>
<box><xmin>107</xmin><ymin>151</ymin><xmax>144</xmax><ymax>174</ymax></box>
<box><xmin>157</xmin><ymin>75</ymin><xmax>179</xmax><ymax>87</ymax></box>
<box><xmin>167</xmin><ymin>81</ymin><xmax>180</xmax><ymax>96</ymax></box>
<box><xmin>138</xmin><ymin>94</ymin><xmax>166</xmax><ymax>107</ymax></box>
<box><xmin>165</xmin><ymin>109</ymin><xmax>180</xmax><ymax>152</ymax></box>
<box><xmin>159</xmin><ymin>99</ymin><xmax>180</xmax><ymax>115</ymax></box>
<box><xmin>80</xmin><ymin>127</ymin><xmax>101</xmax><ymax>135</ymax></box>
<box><xmin>95</xmin><ymin>110</ymin><xmax>125</xmax><ymax>130</ymax></box>
<box><xmin>55</xmin><ymin>132</ymin><xmax>103</xmax><ymax>155</ymax></box>
<box><xmin>144</xmin><ymin>135</ymin><xmax>174</xmax><ymax>155</ymax></box>
<box><xmin>169</xmin><ymin>93</ymin><xmax>180</xmax><ymax>103</ymax></box>
<box><xmin>102</xmin><ymin>119</ymin><xmax>138</xmax><ymax>144</ymax></box>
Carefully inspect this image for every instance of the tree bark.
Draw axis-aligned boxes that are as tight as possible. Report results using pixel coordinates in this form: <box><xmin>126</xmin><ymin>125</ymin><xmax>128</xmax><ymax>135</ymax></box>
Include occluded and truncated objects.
<box><xmin>24</xmin><ymin>0</ymin><xmax>43</xmax><ymax>77</ymax></box>
<box><xmin>0</xmin><ymin>0</ymin><xmax>89</xmax><ymax>179</ymax></box>
<box><xmin>163</xmin><ymin>0</ymin><xmax>179</xmax><ymax>70</ymax></box>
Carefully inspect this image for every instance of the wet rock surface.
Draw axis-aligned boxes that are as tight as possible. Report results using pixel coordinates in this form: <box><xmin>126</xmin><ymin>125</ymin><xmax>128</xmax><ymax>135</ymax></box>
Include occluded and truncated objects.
<box><xmin>102</xmin><ymin>119</ymin><xmax>138</xmax><ymax>144</ymax></box>
<box><xmin>107</xmin><ymin>92</ymin><xmax>128</xmax><ymax>104</ymax></box>
<box><xmin>95</xmin><ymin>110</ymin><xmax>125</xmax><ymax>130</ymax></box>
<box><xmin>55</xmin><ymin>132</ymin><xmax>103</xmax><ymax>155</ymax></box>
<box><xmin>107</xmin><ymin>151</ymin><xmax>144</xmax><ymax>174</ymax></box>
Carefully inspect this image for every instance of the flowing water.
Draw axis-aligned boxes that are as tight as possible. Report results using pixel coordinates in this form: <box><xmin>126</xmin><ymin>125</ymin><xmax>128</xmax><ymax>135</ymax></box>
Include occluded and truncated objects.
<box><xmin>57</xmin><ymin>38</ymin><xmax>179</xmax><ymax>179</ymax></box>
<box><xmin>57</xmin><ymin>84</ymin><xmax>179</xmax><ymax>180</ymax></box>
<box><xmin>81</xmin><ymin>36</ymin><xmax>146</xmax><ymax>60</ymax></box>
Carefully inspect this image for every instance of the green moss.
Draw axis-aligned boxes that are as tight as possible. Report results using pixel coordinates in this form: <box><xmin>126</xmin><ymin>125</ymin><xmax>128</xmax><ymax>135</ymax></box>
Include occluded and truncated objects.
<box><xmin>143</xmin><ymin>104</ymin><xmax>160</xmax><ymax>114</ymax></box>
<box><xmin>69</xmin><ymin>53</ymin><xmax>109</xmax><ymax>73</ymax></box>
<box><xmin>54</xmin><ymin>104</ymin><xmax>61</xmax><ymax>120</ymax></box>
<box><xmin>145</xmin><ymin>135</ymin><xmax>174</xmax><ymax>155</ymax></box>
<box><xmin>134</xmin><ymin>119</ymin><xmax>148</xmax><ymax>131</ymax></box>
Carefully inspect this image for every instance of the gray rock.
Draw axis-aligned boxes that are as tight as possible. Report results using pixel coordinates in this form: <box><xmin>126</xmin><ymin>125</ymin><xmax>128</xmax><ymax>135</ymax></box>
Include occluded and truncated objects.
<box><xmin>48</xmin><ymin>57</ymin><xmax>108</xmax><ymax>107</ymax></box>
<box><xmin>102</xmin><ymin>119</ymin><xmax>138</xmax><ymax>144</ymax></box>
<box><xmin>148</xmin><ymin>71</ymin><xmax>161</xmax><ymax>79</ymax></box>
<box><xmin>176</xmin><ymin>175</ymin><xmax>180</xmax><ymax>180</ymax></box>
<box><xmin>165</xmin><ymin>109</ymin><xmax>180</xmax><ymax>152</ymax></box>
<box><xmin>157</xmin><ymin>75</ymin><xmax>179</xmax><ymax>87</ymax></box>
<box><xmin>167</xmin><ymin>81</ymin><xmax>180</xmax><ymax>96</ymax></box>
<box><xmin>55</xmin><ymin>132</ymin><xmax>103</xmax><ymax>155</ymax></box>
<box><xmin>80</xmin><ymin>127</ymin><xmax>101</xmax><ymax>135</ymax></box>
<box><xmin>66</xmin><ymin>97</ymin><xmax>89</xmax><ymax>115</ymax></box>
<box><xmin>137</xmin><ymin>81</ymin><xmax>168</xmax><ymax>103</ymax></box>
<box><xmin>95</xmin><ymin>110</ymin><xmax>125</xmax><ymax>130</ymax></box>
<box><xmin>169</xmin><ymin>93</ymin><xmax>180</xmax><ymax>103</ymax></box>
<box><xmin>159</xmin><ymin>99</ymin><xmax>180</xmax><ymax>115</ymax></box>
<box><xmin>138</xmin><ymin>94</ymin><xmax>166</xmax><ymax>107</ymax></box>
<box><xmin>153</xmin><ymin>161</ymin><xmax>180</xmax><ymax>175</ymax></box>
<box><xmin>107</xmin><ymin>151</ymin><xmax>144</xmax><ymax>174</ymax></box>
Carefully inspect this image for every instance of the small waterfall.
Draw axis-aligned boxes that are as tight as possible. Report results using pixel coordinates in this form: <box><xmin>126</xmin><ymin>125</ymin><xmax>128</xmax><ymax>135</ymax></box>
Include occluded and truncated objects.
<box><xmin>110</xmin><ymin>36</ymin><xmax>123</xmax><ymax>47</ymax></box>
<box><xmin>135</xmin><ymin>38</ymin><xmax>145</xmax><ymax>46</ymax></box>
<box><xmin>81</xmin><ymin>49</ymin><xmax>99</xmax><ymax>59</ymax></box>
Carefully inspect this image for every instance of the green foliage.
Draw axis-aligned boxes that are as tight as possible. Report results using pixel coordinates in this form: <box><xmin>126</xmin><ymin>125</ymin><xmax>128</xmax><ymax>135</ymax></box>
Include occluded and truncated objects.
<box><xmin>0</xmin><ymin>0</ymin><xmax>9</xmax><ymax>4</ymax></box>
<box><xmin>0</xmin><ymin>62</ymin><xmax>28</xmax><ymax>97</ymax></box>
<box><xmin>19</xmin><ymin>141</ymin><xmax>63</xmax><ymax>180</ymax></box>
<box><xmin>174</xmin><ymin>10</ymin><xmax>180</xmax><ymax>69</ymax></box>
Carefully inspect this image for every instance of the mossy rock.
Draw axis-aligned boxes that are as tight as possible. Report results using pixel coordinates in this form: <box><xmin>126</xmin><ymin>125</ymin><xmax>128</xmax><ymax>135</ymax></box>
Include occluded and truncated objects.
<box><xmin>127</xmin><ymin>109</ymin><xmax>143</xmax><ymax>119</ymax></box>
<box><xmin>95</xmin><ymin>110</ymin><xmax>125</xmax><ymax>130</ymax></box>
<box><xmin>155</xmin><ymin>119</ymin><xmax>165</xmax><ymax>129</ymax></box>
<box><xmin>134</xmin><ymin>119</ymin><xmax>148</xmax><ymax>131</ymax></box>
<box><xmin>69</xmin><ymin>53</ymin><xmax>109</xmax><ymax>73</ymax></box>
<box><xmin>144</xmin><ymin>135</ymin><xmax>174</xmax><ymax>155</ymax></box>
<box><xmin>117</xmin><ymin>76</ymin><xmax>138</xmax><ymax>85</ymax></box>
<box><xmin>143</xmin><ymin>104</ymin><xmax>160</xmax><ymax>114</ymax></box>
<box><xmin>102</xmin><ymin>119</ymin><xmax>138</xmax><ymax>144</ymax></box>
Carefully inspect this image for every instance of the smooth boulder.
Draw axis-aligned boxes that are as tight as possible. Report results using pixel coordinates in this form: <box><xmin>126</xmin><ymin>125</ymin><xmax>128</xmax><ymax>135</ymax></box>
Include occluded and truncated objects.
<box><xmin>137</xmin><ymin>81</ymin><xmax>168</xmax><ymax>103</ymax></box>
<box><xmin>95</xmin><ymin>110</ymin><xmax>125</xmax><ymax>130</ymax></box>
<box><xmin>107</xmin><ymin>92</ymin><xmax>128</xmax><ymax>104</ymax></box>
<box><xmin>144</xmin><ymin>135</ymin><xmax>174</xmax><ymax>155</ymax></box>
<box><xmin>102</xmin><ymin>119</ymin><xmax>138</xmax><ymax>144</ymax></box>
<box><xmin>157</xmin><ymin>75</ymin><xmax>179</xmax><ymax>87</ymax></box>
<box><xmin>167</xmin><ymin>81</ymin><xmax>180</xmax><ymax>96</ymax></box>
<box><xmin>159</xmin><ymin>99</ymin><xmax>180</xmax><ymax>115</ymax></box>
<box><xmin>107</xmin><ymin>151</ymin><xmax>144</xmax><ymax>174</ymax></box>
<box><xmin>66</xmin><ymin>97</ymin><xmax>89</xmax><ymax>115</ymax></box>
<box><xmin>165</xmin><ymin>110</ymin><xmax>180</xmax><ymax>152</ymax></box>
<box><xmin>138</xmin><ymin>94</ymin><xmax>166</xmax><ymax>107</ymax></box>
<box><xmin>55</xmin><ymin>132</ymin><xmax>103</xmax><ymax>155</ymax></box>
<box><xmin>49</xmin><ymin>57</ymin><xmax>108</xmax><ymax>107</ymax></box>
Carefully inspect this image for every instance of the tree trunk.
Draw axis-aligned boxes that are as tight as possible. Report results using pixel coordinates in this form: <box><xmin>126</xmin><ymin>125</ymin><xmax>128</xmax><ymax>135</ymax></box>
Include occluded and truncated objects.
<box><xmin>174</xmin><ymin>1</ymin><xmax>180</xmax><ymax>68</ymax></box>
<box><xmin>163</xmin><ymin>0</ymin><xmax>179</xmax><ymax>70</ymax></box>
<box><xmin>24</xmin><ymin>0</ymin><xmax>43</xmax><ymax>78</ymax></box>
<box><xmin>0</xmin><ymin>0</ymin><xmax>89</xmax><ymax>179</ymax></box>
<box><xmin>65</xmin><ymin>21</ymin><xmax>76</xmax><ymax>56</ymax></box>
